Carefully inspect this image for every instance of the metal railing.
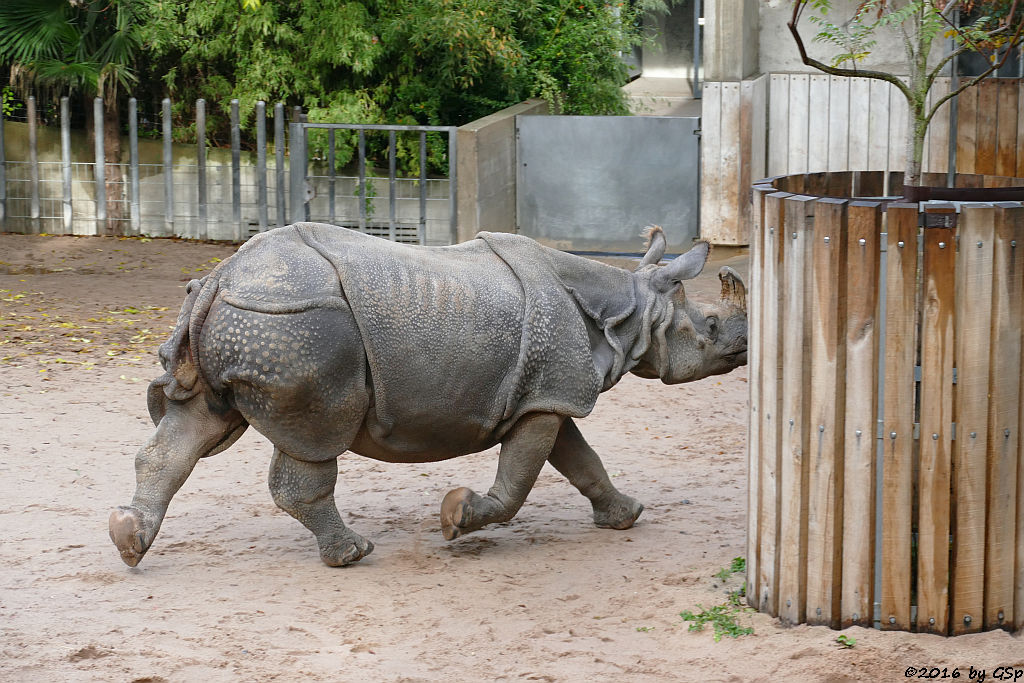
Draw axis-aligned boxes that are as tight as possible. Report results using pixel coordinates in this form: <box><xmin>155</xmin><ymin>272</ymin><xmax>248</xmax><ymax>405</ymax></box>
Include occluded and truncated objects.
<box><xmin>0</xmin><ymin>96</ymin><xmax>458</xmax><ymax>245</ymax></box>
<box><xmin>289</xmin><ymin>122</ymin><xmax>458</xmax><ymax>245</ymax></box>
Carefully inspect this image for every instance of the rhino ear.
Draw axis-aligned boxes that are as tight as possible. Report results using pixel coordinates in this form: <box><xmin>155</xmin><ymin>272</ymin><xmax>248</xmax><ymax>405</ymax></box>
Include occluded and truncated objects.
<box><xmin>652</xmin><ymin>240</ymin><xmax>710</xmax><ymax>292</ymax></box>
<box><xmin>637</xmin><ymin>225</ymin><xmax>667</xmax><ymax>268</ymax></box>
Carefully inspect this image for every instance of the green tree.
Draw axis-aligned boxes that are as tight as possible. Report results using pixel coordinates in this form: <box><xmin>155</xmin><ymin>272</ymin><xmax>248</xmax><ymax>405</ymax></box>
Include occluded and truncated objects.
<box><xmin>788</xmin><ymin>0</ymin><xmax>1024</xmax><ymax>189</ymax></box>
<box><xmin>0</xmin><ymin>0</ymin><xmax>142</xmax><ymax>231</ymax></box>
<box><xmin>137</xmin><ymin>0</ymin><xmax>662</xmax><ymax>173</ymax></box>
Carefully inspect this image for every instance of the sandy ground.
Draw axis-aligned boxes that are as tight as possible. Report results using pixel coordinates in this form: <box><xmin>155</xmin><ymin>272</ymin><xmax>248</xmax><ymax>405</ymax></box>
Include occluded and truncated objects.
<box><xmin>1</xmin><ymin>232</ymin><xmax>1021</xmax><ymax>682</ymax></box>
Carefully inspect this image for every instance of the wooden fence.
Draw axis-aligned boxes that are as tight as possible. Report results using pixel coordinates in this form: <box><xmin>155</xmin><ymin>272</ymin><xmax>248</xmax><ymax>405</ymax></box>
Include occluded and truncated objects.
<box><xmin>747</xmin><ymin>171</ymin><xmax>1024</xmax><ymax>635</ymax></box>
<box><xmin>702</xmin><ymin>76</ymin><xmax>1024</xmax><ymax>245</ymax></box>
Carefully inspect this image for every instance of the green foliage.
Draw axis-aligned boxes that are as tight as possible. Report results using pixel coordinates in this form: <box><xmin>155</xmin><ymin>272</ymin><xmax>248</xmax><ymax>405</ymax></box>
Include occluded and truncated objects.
<box><xmin>131</xmin><ymin>0</ymin><xmax>662</xmax><ymax>173</ymax></box>
<box><xmin>835</xmin><ymin>634</ymin><xmax>856</xmax><ymax>648</ymax></box>
<box><xmin>680</xmin><ymin>603</ymin><xmax>755</xmax><ymax>642</ymax></box>
<box><xmin>0</xmin><ymin>0</ymin><xmax>141</xmax><ymax>99</ymax></box>
<box><xmin>713</xmin><ymin>556</ymin><xmax>746</xmax><ymax>581</ymax></box>
<box><xmin>1</xmin><ymin>86</ymin><xmax>14</xmax><ymax>117</ymax></box>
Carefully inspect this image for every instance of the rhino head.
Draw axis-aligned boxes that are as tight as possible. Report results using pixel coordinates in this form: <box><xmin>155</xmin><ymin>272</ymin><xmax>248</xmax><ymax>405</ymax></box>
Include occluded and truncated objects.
<box><xmin>628</xmin><ymin>227</ymin><xmax>747</xmax><ymax>384</ymax></box>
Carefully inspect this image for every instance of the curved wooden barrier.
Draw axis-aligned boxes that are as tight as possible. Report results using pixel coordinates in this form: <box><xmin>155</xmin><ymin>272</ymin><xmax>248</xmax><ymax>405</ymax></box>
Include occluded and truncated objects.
<box><xmin>747</xmin><ymin>172</ymin><xmax>1024</xmax><ymax>635</ymax></box>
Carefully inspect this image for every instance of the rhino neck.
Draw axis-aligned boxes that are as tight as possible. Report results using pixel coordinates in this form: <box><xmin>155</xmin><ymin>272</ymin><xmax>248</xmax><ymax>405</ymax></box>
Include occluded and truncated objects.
<box><xmin>559</xmin><ymin>263</ymin><xmax>674</xmax><ymax>392</ymax></box>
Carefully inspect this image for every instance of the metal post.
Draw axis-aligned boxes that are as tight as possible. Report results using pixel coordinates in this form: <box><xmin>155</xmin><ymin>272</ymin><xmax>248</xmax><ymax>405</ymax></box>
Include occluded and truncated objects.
<box><xmin>256</xmin><ymin>101</ymin><xmax>268</xmax><ymax>232</ymax></box>
<box><xmin>128</xmin><ymin>97</ymin><xmax>140</xmax><ymax>234</ymax></box>
<box><xmin>289</xmin><ymin>122</ymin><xmax>307</xmax><ymax>224</ymax></box>
<box><xmin>231</xmin><ymin>99</ymin><xmax>241</xmax><ymax>240</ymax></box>
<box><xmin>388</xmin><ymin>129</ymin><xmax>397</xmax><ymax>241</ymax></box>
<box><xmin>358</xmin><ymin>129</ymin><xmax>366</xmax><ymax>231</ymax></box>
<box><xmin>28</xmin><ymin>96</ymin><xmax>39</xmax><ymax>232</ymax></box>
<box><xmin>693</xmin><ymin>0</ymin><xmax>703</xmax><ymax>99</ymax></box>
<box><xmin>162</xmin><ymin>98</ymin><xmax>174</xmax><ymax>236</ymax></box>
<box><xmin>419</xmin><ymin>131</ymin><xmax>427</xmax><ymax>245</ymax></box>
<box><xmin>94</xmin><ymin>97</ymin><xmax>106</xmax><ymax>234</ymax></box>
<box><xmin>328</xmin><ymin>128</ymin><xmax>336</xmax><ymax>224</ymax></box>
<box><xmin>196</xmin><ymin>99</ymin><xmax>207</xmax><ymax>239</ymax></box>
<box><xmin>275</xmin><ymin>102</ymin><xmax>286</xmax><ymax>227</ymax></box>
<box><xmin>447</xmin><ymin>126</ymin><xmax>457</xmax><ymax>244</ymax></box>
<box><xmin>61</xmin><ymin>97</ymin><xmax>72</xmax><ymax>234</ymax></box>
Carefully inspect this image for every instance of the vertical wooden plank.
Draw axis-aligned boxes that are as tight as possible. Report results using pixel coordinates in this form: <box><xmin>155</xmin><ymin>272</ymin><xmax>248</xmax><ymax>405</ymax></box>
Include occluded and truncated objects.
<box><xmin>975</xmin><ymin>80</ymin><xmax>999</xmax><ymax>175</ymax></box>
<box><xmin>746</xmin><ymin>185</ymin><xmax>774</xmax><ymax>610</ymax></box>
<box><xmin>957</xmin><ymin>84</ymin><xmax>978</xmax><ymax>175</ymax></box>
<box><xmin>827</xmin><ymin>77</ymin><xmax>850</xmax><ymax>172</ymax></box>
<box><xmin>888</xmin><ymin>83</ymin><xmax>908</xmax><ymax>173</ymax></box>
<box><xmin>854</xmin><ymin>171</ymin><xmax>884</xmax><ymax>197</ymax></box>
<box><xmin>750</xmin><ymin>75</ymin><xmax>768</xmax><ymax>185</ymax></box>
<box><xmin>848</xmin><ymin>78</ymin><xmax>871</xmax><ymax>170</ymax></box>
<box><xmin>768</xmin><ymin>75</ymin><xmax>790</xmax><ymax>176</ymax></box>
<box><xmin>868</xmin><ymin>80</ymin><xmax>891</xmax><ymax>172</ymax></box>
<box><xmin>720</xmin><ymin>81</ymin><xmax>742</xmax><ymax>241</ymax></box>
<box><xmin>778</xmin><ymin>195</ymin><xmax>815</xmax><ymax>625</ymax></box>
<box><xmin>840</xmin><ymin>201</ymin><xmax>882</xmax><ymax>628</ymax></box>
<box><xmin>788</xmin><ymin>75</ymin><xmax>810</xmax><ymax>175</ymax></box>
<box><xmin>1018</xmin><ymin>80</ymin><xmax>1024</xmax><ymax>179</ymax></box>
<box><xmin>952</xmin><ymin>204</ymin><xmax>995</xmax><ymax>635</ymax></box>
<box><xmin>758</xmin><ymin>192</ymin><xmax>788</xmax><ymax>616</ymax></box>
<box><xmin>826</xmin><ymin>171</ymin><xmax>853</xmax><ymax>197</ymax></box>
<box><xmin>880</xmin><ymin>204</ymin><xmax>919</xmax><ymax>631</ymax></box>
<box><xmin>918</xmin><ymin>205</ymin><xmax>956</xmax><ymax>635</ymax></box>
<box><xmin>996</xmin><ymin>80</ymin><xmax>1019</xmax><ymax>178</ymax></box>
<box><xmin>984</xmin><ymin>203</ymin><xmax>1023</xmax><ymax>631</ymax></box>
<box><xmin>805</xmin><ymin>198</ymin><xmax>848</xmax><ymax>628</ymax></box>
<box><xmin>701</xmin><ymin>82</ymin><xmax>723</xmax><ymax>238</ymax></box>
<box><xmin>925</xmin><ymin>77</ymin><xmax>952</xmax><ymax>176</ymax></box>
<box><xmin>808</xmin><ymin>76</ymin><xmax>830</xmax><ymax>172</ymax></box>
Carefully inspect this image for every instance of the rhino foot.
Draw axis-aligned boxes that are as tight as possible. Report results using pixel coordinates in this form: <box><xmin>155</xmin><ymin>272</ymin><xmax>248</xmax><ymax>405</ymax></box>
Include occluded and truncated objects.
<box><xmin>592</xmin><ymin>493</ymin><xmax>644</xmax><ymax>530</ymax></box>
<box><xmin>318</xmin><ymin>530</ymin><xmax>374</xmax><ymax>567</ymax></box>
<box><xmin>109</xmin><ymin>506</ymin><xmax>151</xmax><ymax>567</ymax></box>
<box><xmin>440</xmin><ymin>486</ymin><xmax>493</xmax><ymax>540</ymax></box>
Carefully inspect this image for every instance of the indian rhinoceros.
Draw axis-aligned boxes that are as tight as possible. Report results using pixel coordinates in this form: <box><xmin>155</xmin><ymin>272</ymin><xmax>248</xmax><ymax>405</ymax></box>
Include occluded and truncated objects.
<box><xmin>109</xmin><ymin>223</ymin><xmax>747</xmax><ymax>568</ymax></box>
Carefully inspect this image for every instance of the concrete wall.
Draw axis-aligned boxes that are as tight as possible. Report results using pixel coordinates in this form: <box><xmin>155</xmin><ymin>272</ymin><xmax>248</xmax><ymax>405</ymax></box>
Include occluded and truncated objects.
<box><xmin>758</xmin><ymin>0</ymin><xmax>946</xmax><ymax>75</ymax></box>
<box><xmin>704</xmin><ymin>0</ymin><xmax>760</xmax><ymax>81</ymax></box>
<box><xmin>455</xmin><ymin>99</ymin><xmax>549</xmax><ymax>243</ymax></box>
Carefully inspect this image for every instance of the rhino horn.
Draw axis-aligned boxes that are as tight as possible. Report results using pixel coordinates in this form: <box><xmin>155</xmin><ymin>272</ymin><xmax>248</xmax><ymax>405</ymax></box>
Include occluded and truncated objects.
<box><xmin>651</xmin><ymin>240</ymin><xmax>710</xmax><ymax>292</ymax></box>
<box><xmin>719</xmin><ymin>266</ymin><xmax>747</xmax><ymax>309</ymax></box>
<box><xmin>638</xmin><ymin>225</ymin><xmax>667</xmax><ymax>268</ymax></box>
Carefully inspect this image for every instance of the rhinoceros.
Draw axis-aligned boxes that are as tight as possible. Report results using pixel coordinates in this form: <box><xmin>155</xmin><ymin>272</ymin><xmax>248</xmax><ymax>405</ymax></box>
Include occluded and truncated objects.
<box><xmin>109</xmin><ymin>223</ymin><xmax>747</xmax><ymax>568</ymax></box>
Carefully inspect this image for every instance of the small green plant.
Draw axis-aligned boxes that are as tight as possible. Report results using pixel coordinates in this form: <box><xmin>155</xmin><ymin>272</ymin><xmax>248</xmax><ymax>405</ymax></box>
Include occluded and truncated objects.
<box><xmin>836</xmin><ymin>634</ymin><xmax>856</xmax><ymax>649</ymax></box>
<box><xmin>680</xmin><ymin>603</ymin><xmax>754</xmax><ymax>642</ymax></box>
<box><xmin>714</xmin><ymin>556</ymin><xmax>747</xmax><ymax>582</ymax></box>
<box><xmin>636</xmin><ymin>626</ymin><xmax>654</xmax><ymax>633</ymax></box>
<box><xmin>1</xmin><ymin>87</ymin><xmax>15</xmax><ymax>118</ymax></box>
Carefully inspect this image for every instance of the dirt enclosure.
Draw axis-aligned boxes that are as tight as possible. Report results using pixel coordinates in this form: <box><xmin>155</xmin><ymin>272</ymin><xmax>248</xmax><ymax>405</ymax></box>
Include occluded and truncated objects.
<box><xmin>1</xmin><ymin>232</ymin><xmax>1020</xmax><ymax>682</ymax></box>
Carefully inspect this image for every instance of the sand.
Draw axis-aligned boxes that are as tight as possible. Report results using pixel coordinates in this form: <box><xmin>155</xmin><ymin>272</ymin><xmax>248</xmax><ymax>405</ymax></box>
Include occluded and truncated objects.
<box><xmin>1</xmin><ymin>233</ymin><xmax>1020</xmax><ymax>682</ymax></box>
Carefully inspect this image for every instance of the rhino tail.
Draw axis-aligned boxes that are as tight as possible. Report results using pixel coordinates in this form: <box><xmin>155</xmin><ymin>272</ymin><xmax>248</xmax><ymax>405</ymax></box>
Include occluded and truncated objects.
<box><xmin>148</xmin><ymin>272</ymin><xmax>223</xmax><ymax>425</ymax></box>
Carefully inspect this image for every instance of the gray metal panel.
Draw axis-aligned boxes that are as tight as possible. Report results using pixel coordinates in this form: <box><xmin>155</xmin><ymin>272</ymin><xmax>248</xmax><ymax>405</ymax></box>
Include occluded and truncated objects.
<box><xmin>516</xmin><ymin>115</ymin><xmax>700</xmax><ymax>253</ymax></box>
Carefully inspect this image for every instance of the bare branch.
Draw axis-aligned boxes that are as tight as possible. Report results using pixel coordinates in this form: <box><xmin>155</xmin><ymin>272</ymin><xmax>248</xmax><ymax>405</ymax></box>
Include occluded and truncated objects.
<box><xmin>787</xmin><ymin>0</ymin><xmax>913</xmax><ymax>100</ymax></box>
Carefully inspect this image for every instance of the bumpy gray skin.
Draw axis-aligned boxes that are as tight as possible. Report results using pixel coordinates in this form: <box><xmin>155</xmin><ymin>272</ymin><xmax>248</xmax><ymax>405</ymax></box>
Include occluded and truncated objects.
<box><xmin>110</xmin><ymin>223</ymin><xmax>747</xmax><ymax>568</ymax></box>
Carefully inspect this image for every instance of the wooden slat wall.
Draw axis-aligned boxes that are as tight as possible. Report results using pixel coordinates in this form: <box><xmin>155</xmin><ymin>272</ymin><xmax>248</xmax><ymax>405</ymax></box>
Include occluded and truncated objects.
<box><xmin>777</xmin><ymin>195</ymin><xmax>815</xmax><ymax>625</ymax></box>
<box><xmin>985</xmin><ymin>203</ymin><xmax>1023</xmax><ymax>631</ymax></box>
<box><xmin>952</xmin><ymin>205</ymin><xmax>996</xmax><ymax>635</ymax></box>
<box><xmin>804</xmin><ymin>198</ymin><xmax>847</xmax><ymax>628</ymax></box>
<box><xmin>701</xmin><ymin>75</ymin><xmax>768</xmax><ymax>245</ymax></box>
<box><xmin>880</xmin><ymin>205</ymin><xmax>918</xmax><ymax>631</ymax></box>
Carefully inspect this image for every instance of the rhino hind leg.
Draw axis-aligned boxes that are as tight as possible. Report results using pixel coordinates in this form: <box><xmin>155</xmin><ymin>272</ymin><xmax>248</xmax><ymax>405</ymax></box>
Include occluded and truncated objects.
<box><xmin>440</xmin><ymin>412</ymin><xmax>563</xmax><ymax>540</ymax></box>
<box><xmin>268</xmin><ymin>447</ymin><xmax>373</xmax><ymax>566</ymax></box>
<box><xmin>110</xmin><ymin>394</ymin><xmax>246</xmax><ymax>567</ymax></box>
<box><xmin>547</xmin><ymin>419</ymin><xmax>644</xmax><ymax>530</ymax></box>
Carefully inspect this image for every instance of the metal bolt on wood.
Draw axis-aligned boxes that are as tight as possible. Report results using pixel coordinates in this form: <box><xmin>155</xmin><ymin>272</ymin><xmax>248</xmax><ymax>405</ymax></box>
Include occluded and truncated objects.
<box><xmin>897</xmin><ymin>240</ymin><xmax>905</xmax><ymax>248</ymax></box>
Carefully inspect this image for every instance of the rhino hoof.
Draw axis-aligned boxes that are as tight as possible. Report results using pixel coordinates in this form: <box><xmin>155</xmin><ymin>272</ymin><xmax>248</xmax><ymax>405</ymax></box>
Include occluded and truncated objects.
<box><xmin>109</xmin><ymin>506</ymin><xmax>149</xmax><ymax>567</ymax></box>
<box><xmin>593</xmin><ymin>495</ymin><xmax>644</xmax><ymax>530</ymax></box>
<box><xmin>319</xmin><ymin>531</ymin><xmax>374</xmax><ymax>567</ymax></box>
<box><xmin>440</xmin><ymin>487</ymin><xmax>476</xmax><ymax>540</ymax></box>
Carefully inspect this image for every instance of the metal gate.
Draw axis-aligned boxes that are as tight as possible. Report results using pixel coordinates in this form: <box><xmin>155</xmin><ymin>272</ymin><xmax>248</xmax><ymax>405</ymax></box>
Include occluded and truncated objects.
<box><xmin>516</xmin><ymin>115</ymin><xmax>700</xmax><ymax>254</ymax></box>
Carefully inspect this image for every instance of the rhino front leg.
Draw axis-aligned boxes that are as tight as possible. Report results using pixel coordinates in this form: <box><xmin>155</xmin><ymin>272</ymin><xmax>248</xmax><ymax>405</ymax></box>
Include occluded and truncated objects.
<box><xmin>109</xmin><ymin>396</ymin><xmax>245</xmax><ymax>567</ymax></box>
<box><xmin>268</xmin><ymin>448</ymin><xmax>373</xmax><ymax>567</ymax></box>
<box><xmin>547</xmin><ymin>418</ymin><xmax>643</xmax><ymax>530</ymax></box>
<box><xmin>440</xmin><ymin>412</ymin><xmax>563</xmax><ymax>540</ymax></box>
